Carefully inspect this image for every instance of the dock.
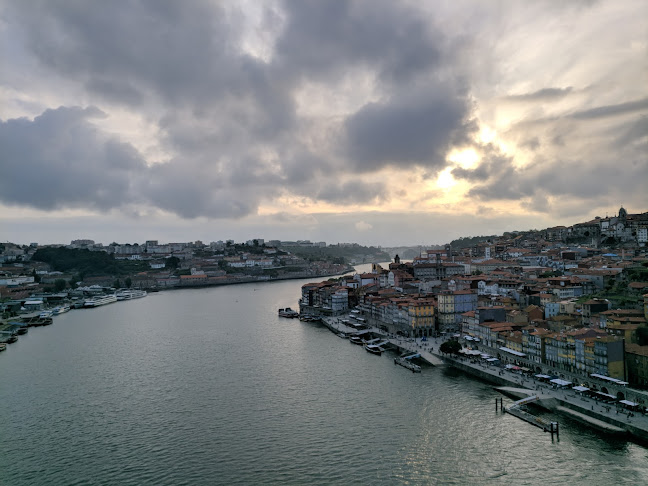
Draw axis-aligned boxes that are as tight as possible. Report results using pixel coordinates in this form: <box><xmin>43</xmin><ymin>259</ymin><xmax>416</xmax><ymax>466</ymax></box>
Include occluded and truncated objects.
<box><xmin>394</xmin><ymin>354</ymin><xmax>422</xmax><ymax>373</ymax></box>
<box><xmin>504</xmin><ymin>399</ymin><xmax>558</xmax><ymax>435</ymax></box>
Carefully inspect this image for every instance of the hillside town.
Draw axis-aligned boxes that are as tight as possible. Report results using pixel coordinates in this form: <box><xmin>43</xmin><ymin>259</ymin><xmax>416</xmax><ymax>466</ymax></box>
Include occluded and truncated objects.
<box><xmin>298</xmin><ymin>207</ymin><xmax>648</xmax><ymax>390</ymax></box>
<box><xmin>0</xmin><ymin>239</ymin><xmax>389</xmax><ymax>300</ymax></box>
<box><xmin>2</xmin><ymin>207</ymin><xmax>648</xmax><ymax>390</ymax></box>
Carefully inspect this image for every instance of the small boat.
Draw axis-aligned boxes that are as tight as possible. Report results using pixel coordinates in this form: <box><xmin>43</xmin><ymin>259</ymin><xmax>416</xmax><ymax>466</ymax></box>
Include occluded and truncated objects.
<box><xmin>349</xmin><ymin>335</ymin><xmax>365</xmax><ymax>345</ymax></box>
<box><xmin>0</xmin><ymin>343</ymin><xmax>6</xmax><ymax>352</ymax></box>
<box><xmin>52</xmin><ymin>305</ymin><xmax>71</xmax><ymax>315</ymax></box>
<box><xmin>39</xmin><ymin>310</ymin><xmax>54</xmax><ymax>318</ymax></box>
<box><xmin>15</xmin><ymin>326</ymin><xmax>28</xmax><ymax>335</ymax></box>
<box><xmin>5</xmin><ymin>335</ymin><xmax>18</xmax><ymax>344</ymax></box>
<box><xmin>278</xmin><ymin>307</ymin><xmax>299</xmax><ymax>318</ymax></box>
<box><xmin>364</xmin><ymin>343</ymin><xmax>384</xmax><ymax>355</ymax></box>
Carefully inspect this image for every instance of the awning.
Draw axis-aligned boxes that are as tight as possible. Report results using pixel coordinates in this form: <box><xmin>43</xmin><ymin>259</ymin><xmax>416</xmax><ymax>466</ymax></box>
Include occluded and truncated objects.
<box><xmin>595</xmin><ymin>391</ymin><xmax>617</xmax><ymax>400</ymax></box>
<box><xmin>573</xmin><ymin>386</ymin><xmax>590</xmax><ymax>392</ymax></box>
<box><xmin>619</xmin><ymin>399</ymin><xmax>638</xmax><ymax>407</ymax></box>
<box><xmin>499</xmin><ymin>346</ymin><xmax>526</xmax><ymax>357</ymax></box>
<box><xmin>535</xmin><ymin>374</ymin><xmax>551</xmax><ymax>379</ymax></box>
<box><xmin>550</xmin><ymin>378</ymin><xmax>572</xmax><ymax>387</ymax></box>
<box><xmin>486</xmin><ymin>357</ymin><xmax>499</xmax><ymax>362</ymax></box>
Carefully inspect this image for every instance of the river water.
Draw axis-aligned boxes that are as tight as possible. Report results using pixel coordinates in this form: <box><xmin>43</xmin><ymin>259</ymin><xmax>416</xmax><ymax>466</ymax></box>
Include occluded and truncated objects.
<box><xmin>1</xmin><ymin>272</ymin><xmax>648</xmax><ymax>485</ymax></box>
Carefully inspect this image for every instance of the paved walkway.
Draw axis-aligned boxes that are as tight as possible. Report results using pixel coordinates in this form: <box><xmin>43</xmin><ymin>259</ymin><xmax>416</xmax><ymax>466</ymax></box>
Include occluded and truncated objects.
<box><xmin>320</xmin><ymin>317</ymin><xmax>648</xmax><ymax>440</ymax></box>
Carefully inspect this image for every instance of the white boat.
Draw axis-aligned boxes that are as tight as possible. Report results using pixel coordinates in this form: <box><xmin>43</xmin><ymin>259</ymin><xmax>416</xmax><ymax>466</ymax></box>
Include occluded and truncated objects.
<box><xmin>52</xmin><ymin>305</ymin><xmax>71</xmax><ymax>315</ymax></box>
<box><xmin>39</xmin><ymin>310</ymin><xmax>54</xmax><ymax>318</ymax></box>
<box><xmin>364</xmin><ymin>343</ymin><xmax>385</xmax><ymax>355</ymax></box>
<box><xmin>84</xmin><ymin>294</ymin><xmax>118</xmax><ymax>307</ymax></box>
<box><xmin>349</xmin><ymin>335</ymin><xmax>365</xmax><ymax>345</ymax></box>
<box><xmin>364</xmin><ymin>340</ymin><xmax>389</xmax><ymax>355</ymax></box>
<box><xmin>115</xmin><ymin>289</ymin><xmax>148</xmax><ymax>301</ymax></box>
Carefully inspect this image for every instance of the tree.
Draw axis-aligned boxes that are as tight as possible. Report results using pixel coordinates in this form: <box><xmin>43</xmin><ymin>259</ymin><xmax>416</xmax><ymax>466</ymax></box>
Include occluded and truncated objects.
<box><xmin>113</xmin><ymin>278</ymin><xmax>122</xmax><ymax>289</ymax></box>
<box><xmin>125</xmin><ymin>277</ymin><xmax>132</xmax><ymax>288</ymax></box>
<box><xmin>165</xmin><ymin>256</ymin><xmax>180</xmax><ymax>270</ymax></box>
<box><xmin>439</xmin><ymin>340</ymin><xmax>462</xmax><ymax>355</ymax></box>
<box><xmin>54</xmin><ymin>279</ymin><xmax>67</xmax><ymax>292</ymax></box>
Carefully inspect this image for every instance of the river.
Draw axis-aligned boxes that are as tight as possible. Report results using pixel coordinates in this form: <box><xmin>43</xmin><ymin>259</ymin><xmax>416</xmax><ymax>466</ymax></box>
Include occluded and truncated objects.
<box><xmin>1</xmin><ymin>269</ymin><xmax>647</xmax><ymax>485</ymax></box>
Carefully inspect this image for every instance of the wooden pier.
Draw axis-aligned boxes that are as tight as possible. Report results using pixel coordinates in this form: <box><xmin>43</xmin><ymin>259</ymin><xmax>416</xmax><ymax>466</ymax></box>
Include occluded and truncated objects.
<box><xmin>502</xmin><ymin>395</ymin><xmax>560</xmax><ymax>440</ymax></box>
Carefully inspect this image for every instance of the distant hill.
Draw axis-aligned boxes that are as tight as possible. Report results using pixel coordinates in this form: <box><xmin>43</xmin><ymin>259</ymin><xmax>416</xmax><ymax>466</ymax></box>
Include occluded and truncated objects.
<box><xmin>448</xmin><ymin>235</ymin><xmax>497</xmax><ymax>249</ymax></box>
<box><xmin>31</xmin><ymin>247</ymin><xmax>147</xmax><ymax>277</ymax></box>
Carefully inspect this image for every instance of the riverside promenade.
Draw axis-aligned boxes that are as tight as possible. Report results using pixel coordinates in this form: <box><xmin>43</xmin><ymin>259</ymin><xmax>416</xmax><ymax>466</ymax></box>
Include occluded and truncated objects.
<box><xmin>321</xmin><ymin>315</ymin><xmax>648</xmax><ymax>443</ymax></box>
<box><xmin>428</xmin><ymin>335</ymin><xmax>648</xmax><ymax>443</ymax></box>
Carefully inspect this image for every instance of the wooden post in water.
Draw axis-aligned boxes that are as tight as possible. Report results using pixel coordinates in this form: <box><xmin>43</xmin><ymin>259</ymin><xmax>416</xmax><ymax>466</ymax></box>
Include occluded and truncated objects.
<box><xmin>549</xmin><ymin>422</ymin><xmax>559</xmax><ymax>441</ymax></box>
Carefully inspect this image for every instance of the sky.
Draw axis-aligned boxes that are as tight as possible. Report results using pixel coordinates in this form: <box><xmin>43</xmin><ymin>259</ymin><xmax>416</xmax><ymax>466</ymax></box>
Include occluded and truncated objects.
<box><xmin>1</xmin><ymin>0</ymin><xmax>647</xmax><ymax>247</ymax></box>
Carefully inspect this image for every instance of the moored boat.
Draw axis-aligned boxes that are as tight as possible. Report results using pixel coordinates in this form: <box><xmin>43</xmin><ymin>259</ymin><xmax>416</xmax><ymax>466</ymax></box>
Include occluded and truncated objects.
<box><xmin>115</xmin><ymin>289</ymin><xmax>147</xmax><ymax>300</ymax></box>
<box><xmin>52</xmin><ymin>305</ymin><xmax>71</xmax><ymax>315</ymax></box>
<box><xmin>0</xmin><ymin>343</ymin><xmax>6</xmax><ymax>352</ymax></box>
<box><xmin>364</xmin><ymin>343</ymin><xmax>384</xmax><ymax>355</ymax></box>
<box><xmin>278</xmin><ymin>307</ymin><xmax>299</xmax><ymax>318</ymax></box>
<box><xmin>39</xmin><ymin>310</ymin><xmax>54</xmax><ymax>319</ymax></box>
<box><xmin>84</xmin><ymin>294</ymin><xmax>118</xmax><ymax>307</ymax></box>
<box><xmin>349</xmin><ymin>335</ymin><xmax>365</xmax><ymax>345</ymax></box>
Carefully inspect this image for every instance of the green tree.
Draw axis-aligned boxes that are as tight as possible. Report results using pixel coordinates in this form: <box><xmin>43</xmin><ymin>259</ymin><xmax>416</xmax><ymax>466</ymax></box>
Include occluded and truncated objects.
<box><xmin>165</xmin><ymin>256</ymin><xmax>180</xmax><ymax>270</ymax></box>
<box><xmin>32</xmin><ymin>269</ymin><xmax>41</xmax><ymax>283</ymax></box>
<box><xmin>439</xmin><ymin>340</ymin><xmax>462</xmax><ymax>355</ymax></box>
<box><xmin>113</xmin><ymin>279</ymin><xmax>122</xmax><ymax>288</ymax></box>
<box><xmin>125</xmin><ymin>277</ymin><xmax>132</xmax><ymax>288</ymax></box>
<box><xmin>54</xmin><ymin>279</ymin><xmax>67</xmax><ymax>292</ymax></box>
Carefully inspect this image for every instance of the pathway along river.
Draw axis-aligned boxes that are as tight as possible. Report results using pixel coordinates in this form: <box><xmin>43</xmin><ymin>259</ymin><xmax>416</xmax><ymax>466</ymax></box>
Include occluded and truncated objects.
<box><xmin>1</xmin><ymin>268</ymin><xmax>648</xmax><ymax>485</ymax></box>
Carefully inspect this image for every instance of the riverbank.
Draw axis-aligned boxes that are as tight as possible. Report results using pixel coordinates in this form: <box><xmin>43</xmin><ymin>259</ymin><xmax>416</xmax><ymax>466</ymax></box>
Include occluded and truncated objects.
<box><xmin>320</xmin><ymin>313</ymin><xmax>648</xmax><ymax>444</ymax></box>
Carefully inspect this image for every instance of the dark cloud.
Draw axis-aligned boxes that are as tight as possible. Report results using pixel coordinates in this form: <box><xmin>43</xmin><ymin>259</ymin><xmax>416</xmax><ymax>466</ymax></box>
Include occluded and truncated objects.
<box><xmin>315</xmin><ymin>180</ymin><xmax>387</xmax><ymax>205</ymax></box>
<box><xmin>505</xmin><ymin>87</ymin><xmax>573</xmax><ymax>102</ymax></box>
<box><xmin>569</xmin><ymin>98</ymin><xmax>648</xmax><ymax>120</ymax></box>
<box><xmin>345</xmin><ymin>87</ymin><xmax>474</xmax><ymax>172</ymax></box>
<box><xmin>465</xmin><ymin>151</ymin><xmax>648</xmax><ymax>211</ymax></box>
<box><xmin>0</xmin><ymin>106</ymin><xmax>147</xmax><ymax>211</ymax></box>
<box><xmin>275</xmin><ymin>0</ymin><xmax>444</xmax><ymax>85</ymax></box>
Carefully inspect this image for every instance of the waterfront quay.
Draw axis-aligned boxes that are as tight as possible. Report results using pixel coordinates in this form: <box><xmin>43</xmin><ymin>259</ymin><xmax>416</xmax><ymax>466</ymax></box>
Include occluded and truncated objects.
<box><xmin>320</xmin><ymin>313</ymin><xmax>648</xmax><ymax>444</ymax></box>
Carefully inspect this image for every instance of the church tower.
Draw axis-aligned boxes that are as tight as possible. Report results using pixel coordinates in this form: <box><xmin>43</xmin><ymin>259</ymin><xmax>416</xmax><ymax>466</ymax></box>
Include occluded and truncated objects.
<box><xmin>619</xmin><ymin>206</ymin><xmax>628</xmax><ymax>221</ymax></box>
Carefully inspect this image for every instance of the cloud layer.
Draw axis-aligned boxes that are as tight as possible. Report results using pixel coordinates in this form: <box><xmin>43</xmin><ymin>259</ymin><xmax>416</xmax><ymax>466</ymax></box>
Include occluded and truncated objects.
<box><xmin>1</xmin><ymin>0</ymin><xmax>646</xmax><ymax>244</ymax></box>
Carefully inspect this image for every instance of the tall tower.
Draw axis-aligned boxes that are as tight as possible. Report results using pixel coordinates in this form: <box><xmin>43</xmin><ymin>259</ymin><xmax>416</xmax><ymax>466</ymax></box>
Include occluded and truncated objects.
<box><xmin>619</xmin><ymin>206</ymin><xmax>628</xmax><ymax>221</ymax></box>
